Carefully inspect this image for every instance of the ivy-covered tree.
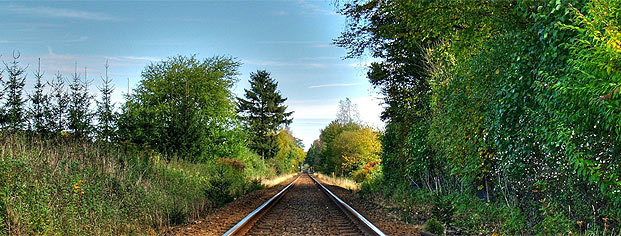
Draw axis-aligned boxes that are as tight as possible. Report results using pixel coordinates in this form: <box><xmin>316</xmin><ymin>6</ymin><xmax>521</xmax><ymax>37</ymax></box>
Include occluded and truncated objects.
<box><xmin>237</xmin><ymin>70</ymin><xmax>293</xmax><ymax>159</ymax></box>
<box><xmin>96</xmin><ymin>61</ymin><xmax>116</xmax><ymax>142</ymax></box>
<box><xmin>2</xmin><ymin>52</ymin><xmax>27</xmax><ymax>132</ymax></box>
<box><xmin>29</xmin><ymin>58</ymin><xmax>50</xmax><ymax>135</ymax></box>
<box><xmin>67</xmin><ymin>64</ymin><xmax>93</xmax><ymax>139</ymax></box>
<box><xmin>48</xmin><ymin>72</ymin><xmax>67</xmax><ymax>134</ymax></box>
<box><xmin>335</xmin><ymin>0</ymin><xmax>619</xmax><ymax>233</ymax></box>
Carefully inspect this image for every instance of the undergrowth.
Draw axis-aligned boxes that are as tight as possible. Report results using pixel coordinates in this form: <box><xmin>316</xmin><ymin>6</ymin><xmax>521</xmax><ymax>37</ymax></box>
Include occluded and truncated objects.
<box><xmin>0</xmin><ymin>134</ymin><xmax>268</xmax><ymax>235</ymax></box>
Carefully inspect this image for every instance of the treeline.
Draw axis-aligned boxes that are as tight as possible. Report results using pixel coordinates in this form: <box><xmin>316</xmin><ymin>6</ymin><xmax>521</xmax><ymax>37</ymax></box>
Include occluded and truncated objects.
<box><xmin>0</xmin><ymin>54</ymin><xmax>302</xmax><ymax>234</ymax></box>
<box><xmin>0</xmin><ymin>54</ymin><xmax>110</xmax><ymax>138</ymax></box>
<box><xmin>0</xmin><ymin>54</ymin><xmax>301</xmax><ymax>165</ymax></box>
<box><xmin>306</xmin><ymin>98</ymin><xmax>382</xmax><ymax>182</ymax></box>
<box><xmin>336</xmin><ymin>0</ymin><xmax>619</xmax><ymax>234</ymax></box>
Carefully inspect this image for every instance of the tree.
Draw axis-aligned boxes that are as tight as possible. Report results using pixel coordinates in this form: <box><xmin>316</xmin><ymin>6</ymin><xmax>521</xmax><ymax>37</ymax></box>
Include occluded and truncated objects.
<box><xmin>28</xmin><ymin>58</ymin><xmax>50</xmax><ymax>135</ymax></box>
<box><xmin>305</xmin><ymin>139</ymin><xmax>322</xmax><ymax>166</ymax></box>
<box><xmin>2</xmin><ymin>52</ymin><xmax>27</xmax><ymax>132</ymax></box>
<box><xmin>118</xmin><ymin>55</ymin><xmax>242</xmax><ymax>162</ymax></box>
<box><xmin>67</xmin><ymin>64</ymin><xmax>93</xmax><ymax>139</ymax></box>
<box><xmin>272</xmin><ymin>128</ymin><xmax>305</xmax><ymax>174</ymax></box>
<box><xmin>48</xmin><ymin>72</ymin><xmax>67</xmax><ymax>134</ymax></box>
<box><xmin>96</xmin><ymin>61</ymin><xmax>116</xmax><ymax>142</ymax></box>
<box><xmin>336</xmin><ymin>97</ymin><xmax>359</xmax><ymax>124</ymax></box>
<box><xmin>237</xmin><ymin>70</ymin><xmax>293</xmax><ymax>159</ymax></box>
<box><xmin>332</xmin><ymin>127</ymin><xmax>381</xmax><ymax>175</ymax></box>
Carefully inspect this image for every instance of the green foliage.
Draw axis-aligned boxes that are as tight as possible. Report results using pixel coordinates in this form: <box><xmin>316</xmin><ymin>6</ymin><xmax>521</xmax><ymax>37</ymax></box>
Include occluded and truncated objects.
<box><xmin>2</xmin><ymin>54</ymin><xmax>27</xmax><ymax>132</ymax></box>
<box><xmin>0</xmin><ymin>134</ymin><xmax>266</xmax><ymax>235</ymax></box>
<box><xmin>48</xmin><ymin>72</ymin><xmax>68</xmax><ymax>134</ymax></box>
<box><xmin>424</xmin><ymin>218</ymin><xmax>444</xmax><ymax>236</ymax></box>
<box><xmin>308</xmin><ymin>119</ymin><xmax>381</xmax><ymax>177</ymax></box>
<box><xmin>237</xmin><ymin>70</ymin><xmax>293</xmax><ymax>159</ymax></box>
<box><xmin>96</xmin><ymin>62</ymin><xmax>117</xmax><ymax>142</ymax></box>
<box><xmin>337</xmin><ymin>0</ymin><xmax>620</xmax><ymax>233</ymax></box>
<box><xmin>67</xmin><ymin>64</ymin><xmax>94</xmax><ymax>139</ymax></box>
<box><xmin>28</xmin><ymin>59</ymin><xmax>51</xmax><ymax>135</ymax></box>
<box><xmin>118</xmin><ymin>55</ymin><xmax>242</xmax><ymax>162</ymax></box>
<box><xmin>431</xmin><ymin>194</ymin><xmax>455</xmax><ymax>226</ymax></box>
<box><xmin>271</xmin><ymin>128</ymin><xmax>305</xmax><ymax>174</ymax></box>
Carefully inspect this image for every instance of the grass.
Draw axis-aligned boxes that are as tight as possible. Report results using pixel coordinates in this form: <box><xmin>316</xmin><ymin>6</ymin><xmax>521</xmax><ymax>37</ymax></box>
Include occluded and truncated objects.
<box><xmin>261</xmin><ymin>173</ymin><xmax>297</xmax><ymax>187</ymax></box>
<box><xmin>0</xmin><ymin>134</ymin><xmax>268</xmax><ymax>235</ymax></box>
<box><xmin>312</xmin><ymin>172</ymin><xmax>359</xmax><ymax>191</ymax></box>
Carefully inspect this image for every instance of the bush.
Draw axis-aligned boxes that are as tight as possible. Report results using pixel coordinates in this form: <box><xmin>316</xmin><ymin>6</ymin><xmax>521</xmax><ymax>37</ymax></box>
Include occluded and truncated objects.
<box><xmin>424</xmin><ymin>218</ymin><xmax>445</xmax><ymax>235</ymax></box>
<box><xmin>431</xmin><ymin>194</ymin><xmax>455</xmax><ymax>226</ymax></box>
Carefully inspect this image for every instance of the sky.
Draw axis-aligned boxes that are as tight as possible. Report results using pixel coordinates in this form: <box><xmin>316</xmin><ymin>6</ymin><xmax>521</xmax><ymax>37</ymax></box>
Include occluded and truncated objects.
<box><xmin>0</xmin><ymin>0</ymin><xmax>383</xmax><ymax>150</ymax></box>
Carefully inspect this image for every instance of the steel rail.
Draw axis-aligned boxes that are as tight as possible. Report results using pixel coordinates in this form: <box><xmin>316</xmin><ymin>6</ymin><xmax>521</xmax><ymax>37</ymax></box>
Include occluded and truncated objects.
<box><xmin>309</xmin><ymin>174</ymin><xmax>387</xmax><ymax>236</ymax></box>
<box><xmin>222</xmin><ymin>175</ymin><xmax>300</xmax><ymax>236</ymax></box>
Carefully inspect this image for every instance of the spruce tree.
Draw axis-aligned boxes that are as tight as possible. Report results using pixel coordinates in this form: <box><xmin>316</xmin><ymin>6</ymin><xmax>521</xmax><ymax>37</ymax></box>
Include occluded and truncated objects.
<box><xmin>238</xmin><ymin>70</ymin><xmax>293</xmax><ymax>159</ymax></box>
<box><xmin>2</xmin><ymin>52</ymin><xmax>27</xmax><ymax>132</ymax></box>
<box><xmin>29</xmin><ymin>58</ymin><xmax>50</xmax><ymax>134</ymax></box>
<box><xmin>96</xmin><ymin>61</ymin><xmax>116</xmax><ymax>142</ymax></box>
<box><xmin>67</xmin><ymin>64</ymin><xmax>93</xmax><ymax>139</ymax></box>
<box><xmin>48</xmin><ymin>72</ymin><xmax>67</xmax><ymax>134</ymax></box>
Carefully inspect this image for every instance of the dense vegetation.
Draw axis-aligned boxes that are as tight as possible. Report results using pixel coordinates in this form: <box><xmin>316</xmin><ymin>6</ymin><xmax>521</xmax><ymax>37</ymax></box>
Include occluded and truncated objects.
<box><xmin>306</xmin><ymin>98</ymin><xmax>382</xmax><ymax>182</ymax></box>
<box><xmin>0</xmin><ymin>54</ymin><xmax>302</xmax><ymax>235</ymax></box>
<box><xmin>334</xmin><ymin>0</ymin><xmax>620</xmax><ymax>234</ymax></box>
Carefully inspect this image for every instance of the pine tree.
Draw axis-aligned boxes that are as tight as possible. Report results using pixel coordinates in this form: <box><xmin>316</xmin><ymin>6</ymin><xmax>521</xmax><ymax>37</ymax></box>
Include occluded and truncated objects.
<box><xmin>48</xmin><ymin>72</ymin><xmax>67</xmax><ymax>134</ymax></box>
<box><xmin>238</xmin><ymin>70</ymin><xmax>293</xmax><ymax>159</ymax></box>
<box><xmin>2</xmin><ymin>52</ymin><xmax>27</xmax><ymax>132</ymax></box>
<box><xmin>67</xmin><ymin>63</ymin><xmax>93</xmax><ymax>139</ymax></box>
<box><xmin>96</xmin><ymin>61</ymin><xmax>116</xmax><ymax>142</ymax></box>
<box><xmin>29</xmin><ymin>58</ymin><xmax>50</xmax><ymax>135</ymax></box>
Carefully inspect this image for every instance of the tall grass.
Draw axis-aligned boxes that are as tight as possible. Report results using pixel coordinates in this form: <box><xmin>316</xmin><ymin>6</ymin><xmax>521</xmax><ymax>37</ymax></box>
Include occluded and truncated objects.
<box><xmin>312</xmin><ymin>172</ymin><xmax>359</xmax><ymax>191</ymax></box>
<box><xmin>0</xmin><ymin>134</ymin><xmax>265</xmax><ymax>235</ymax></box>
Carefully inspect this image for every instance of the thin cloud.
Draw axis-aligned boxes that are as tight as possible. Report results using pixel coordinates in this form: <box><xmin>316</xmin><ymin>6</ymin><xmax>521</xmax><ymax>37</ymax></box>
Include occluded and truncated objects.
<box><xmin>272</xmin><ymin>10</ymin><xmax>288</xmax><ymax>16</ymax></box>
<box><xmin>297</xmin><ymin>0</ymin><xmax>338</xmax><ymax>16</ymax></box>
<box><xmin>8</xmin><ymin>5</ymin><xmax>120</xmax><ymax>21</ymax></box>
<box><xmin>0</xmin><ymin>40</ymin><xmax>8</xmax><ymax>43</ymax></box>
<box><xmin>63</xmin><ymin>36</ymin><xmax>88</xmax><ymax>43</ymax></box>
<box><xmin>312</xmin><ymin>44</ymin><xmax>333</xmax><ymax>48</ymax></box>
<box><xmin>258</xmin><ymin>40</ymin><xmax>322</xmax><ymax>45</ymax></box>
<box><xmin>108</xmin><ymin>56</ymin><xmax>161</xmax><ymax>62</ymax></box>
<box><xmin>242</xmin><ymin>59</ymin><xmax>326</xmax><ymax>68</ymax></box>
<box><xmin>309</xmin><ymin>83</ymin><xmax>360</xmax><ymax>89</ymax></box>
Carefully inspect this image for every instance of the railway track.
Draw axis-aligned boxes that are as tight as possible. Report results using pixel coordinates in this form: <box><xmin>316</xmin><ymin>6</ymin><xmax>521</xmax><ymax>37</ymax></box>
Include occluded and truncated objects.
<box><xmin>222</xmin><ymin>173</ymin><xmax>386</xmax><ymax>236</ymax></box>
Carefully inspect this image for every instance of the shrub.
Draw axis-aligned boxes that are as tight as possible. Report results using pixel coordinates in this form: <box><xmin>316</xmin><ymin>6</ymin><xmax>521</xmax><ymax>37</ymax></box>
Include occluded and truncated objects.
<box><xmin>424</xmin><ymin>218</ymin><xmax>445</xmax><ymax>235</ymax></box>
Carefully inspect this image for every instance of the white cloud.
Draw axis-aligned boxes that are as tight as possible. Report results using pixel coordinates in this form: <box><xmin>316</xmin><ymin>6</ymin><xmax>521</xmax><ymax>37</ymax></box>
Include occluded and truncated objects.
<box><xmin>8</xmin><ymin>5</ymin><xmax>120</xmax><ymax>21</ymax></box>
<box><xmin>308</xmin><ymin>83</ymin><xmax>360</xmax><ymax>89</ymax></box>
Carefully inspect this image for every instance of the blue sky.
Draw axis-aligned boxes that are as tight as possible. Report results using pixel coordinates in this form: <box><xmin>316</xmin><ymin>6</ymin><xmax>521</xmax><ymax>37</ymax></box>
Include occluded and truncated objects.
<box><xmin>0</xmin><ymin>0</ymin><xmax>383</xmax><ymax>149</ymax></box>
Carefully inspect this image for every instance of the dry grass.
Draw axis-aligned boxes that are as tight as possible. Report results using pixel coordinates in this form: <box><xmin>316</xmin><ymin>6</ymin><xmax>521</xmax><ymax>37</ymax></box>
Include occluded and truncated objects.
<box><xmin>261</xmin><ymin>173</ymin><xmax>297</xmax><ymax>187</ymax></box>
<box><xmin>312</xmin><ymin>172</ymin><xmax>359</xmax><ymax>191</ymax></box>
